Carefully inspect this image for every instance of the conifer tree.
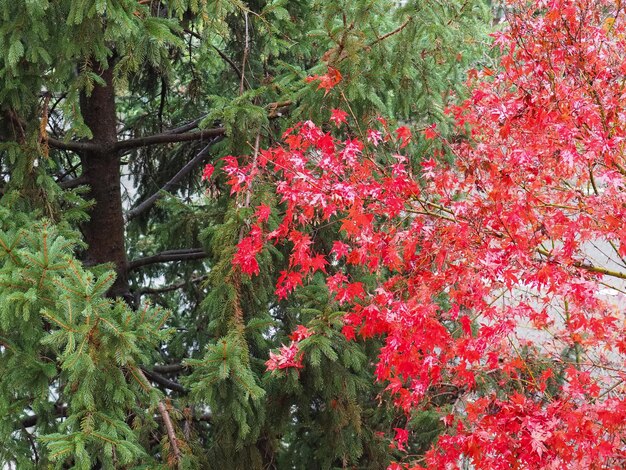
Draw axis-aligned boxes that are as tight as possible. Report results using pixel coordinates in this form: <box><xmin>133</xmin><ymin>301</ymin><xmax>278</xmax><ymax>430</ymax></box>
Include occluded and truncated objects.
<box><xmin>0</xmin><ymin>1</ymin><xmax>492</xmax><ymax>467</ymax></box>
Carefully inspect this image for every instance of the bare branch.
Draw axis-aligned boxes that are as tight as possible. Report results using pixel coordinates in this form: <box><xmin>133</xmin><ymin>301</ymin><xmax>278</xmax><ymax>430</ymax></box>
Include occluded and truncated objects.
<box><xmin>125</xmin><ymin>137</ymin><xmax>222</xmax><ymax>222</ymax></box>
<box><xmin>152</xmin><ymin>364</ymin><xmax>187</xmax><ymax>375</ymax></box>
<box><xmin>114</xmin><ymin>127</ymin><xmax>226</xmax><ymax>152</ymax></box>
<box><xmin>158</xmin><ymin>400</ymin><xmax>182</xmax><ymax>467</ymax></box>
<box><xmin>59</xmin><ymin>175</ymin><xmax>88</xmax><ymax>189</ymax></box>
<box><xmin>184</xmin><ymin>27</ymin><xmax>249</xmax><ymax>87</ymax></box>
<box><xmin>213</xmin><ymin>44</ymin><xmax>247</xmax><ymax>84</ymax></box>
<box><xmin>47</xmin><ymin>137</ymin><xmax>99</xmax><ymax>153</ymax></box>
<box><xmin>134</xmin><ymin>368</ymin><xmax>183</xmax><ymax>468</ymax></box>
<box><xmin>240</xmin><ymin>11</ymin><xmax>250</xmax><ymax>95</ymax></box>
<box><xmin>21</xmin><ymin>404</ymin><xmax>67</xmax><ymax>428</ymax></box>
<box><xmin>142</xmin><ymin>368</ymin><xmax>188</xmax><ymax>394</ymax></box>
<box><xmin>128</xmin><ymin>248</ymin><xmax>208</xmax><ymax>271</ymax></box>
<box><xmin>369</xmin><ymin>16</ymin><xmax>412</xmax><ymax>47</ymax></box>
<box><xmin>267</xmin><ymin>100</ymin><xmax>292</xmax><ymax>119</ymax></box>
<box><xmin>537</xmin><ymin>247</ymin><xmax>626</xmax><ymax>280</ymax></box>
<box><xmin>164</xmin><ymin>115</ymin><xmax>208</xmax><ymax>135</ymax></box>
<box><xmin>137</xmin><ymin>275</ymin><xmax>208</xmax><ymax>298</ymax></box>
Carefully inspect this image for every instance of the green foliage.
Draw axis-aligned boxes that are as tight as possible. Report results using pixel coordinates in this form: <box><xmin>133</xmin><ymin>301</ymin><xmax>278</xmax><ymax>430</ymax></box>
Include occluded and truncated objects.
<box><xmin>0</xmin><ymin>204</ymin><xmax>169</xmax><ymax>468</ymax></box>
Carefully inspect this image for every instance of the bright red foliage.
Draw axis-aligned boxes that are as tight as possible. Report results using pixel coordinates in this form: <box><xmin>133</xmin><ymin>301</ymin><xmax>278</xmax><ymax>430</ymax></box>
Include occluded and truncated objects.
<box><xmin>330</xmin><ymin>108</ymin><xmax>349</xmax><ymax>127</ymax></box>
<box><xmin>305</xmin><ymin>66</ymin><xmax>343</xmax><ymax>95</ymax></box>
<box><xmin>219</xmin><ymin>1</ymin><xmax>626</xmax><ymax>467</ymax></box>
<box><xmin>265</xmin><ymin>341</ymin><xmax>304</xmax><ymax>371</ymax></box>
<box><xmin>201</xmin><ymin>163</ymin><xmax>214</xmax><ymax>181</ymax></box>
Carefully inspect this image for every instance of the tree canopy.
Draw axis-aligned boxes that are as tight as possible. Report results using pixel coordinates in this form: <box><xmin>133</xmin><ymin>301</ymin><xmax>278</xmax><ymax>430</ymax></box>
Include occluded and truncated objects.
<box><xmin>226</xmin><ymin>1</ymin><xmax>626</xmax><ymax>468</ymax></box>
<box><xmin>7</xmin><ymin>0</ymin><xmax>625</xmax><ymax>469</ymax></box>
<box><xmin>0</xmin><ymin>0</ymin><xmax>495</xmax><ymax>469</ymax></box>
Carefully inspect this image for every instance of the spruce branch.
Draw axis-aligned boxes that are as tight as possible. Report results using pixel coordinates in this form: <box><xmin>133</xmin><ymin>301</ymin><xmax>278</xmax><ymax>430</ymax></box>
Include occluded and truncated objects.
<box><xmin>59</xmin><ymin>175</ymin><xmax>88</xmax><ymax>189</ymax></box>
<box><xmin>46</xmin><ymin>137</ymin><xmax>99</xmax><ymax>153</ymax></box>
<box><xmin>114</xmin><ymin>127</ymin><xmax>227</xmax><ymax>152</ymax></box>
<box><xmin>152</xmin><ymin>364</ymin><xmax>187</xmax><ymax>374</ymax></box>
<box><xmin>369</xmin><ymin>16</ymin><xmax>413</xmax><ymax>47</ymax></box>
<box><xmin>134</xmin><ymin>368</ymin><xmax>183</xmax><ymax>468</ymax></box>
<box><xmin>164</xmin><ymin>115</ymin><xmax>208</xmax><ymax>135</ymax></box>
<box><xmin>142</xmin><ymin>368</ymin><xmax>188</xmax><ymax>394</ymax></box>
<box><xmin>125</xmin><ymin>137</ymin><xmax>222</xmax><ymax>222</ymax></box>
<box><xmin>137</xmin><ymin>275</ymin><xmax>208</xmax><ymax>298</ymax></box>
<box><xmin>21</xmin><ymin>404</ymin><xmax>68</xmax><ymax>428</ymax></box>
<box><xmin>115</xmin><ymin>101</ymin><xmax>291</xmax><ymax>153</ymax></box>
<box><xmin>128</xmin><ymin>249</ymin><xmax>208</xmax><ymax>271</ymax></box>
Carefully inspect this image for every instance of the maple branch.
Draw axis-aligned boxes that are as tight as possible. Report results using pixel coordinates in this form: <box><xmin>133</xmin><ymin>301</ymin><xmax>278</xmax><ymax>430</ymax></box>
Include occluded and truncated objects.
<box><xmin>404</xmin><ymin>206</ymin><xmax>456</xmax><ymax>222</ymax></box>
<box><xmin>586</xmin><ymin>165</ymin><xmax>626</xmax><ymax>268</ymax></box>
<box><xmin>125</xmin><ymin>137</ymin><xmax>222</xmax><ymax>221</ymax></box>
<box><xmin>128</xmin><ymin>248</ymin><xmax>208</xmax><ymax>271</ymax></box>
<box><xmin>595</xmin><ymin>379</ymin><xmax>624</xmax><ymax>401</ymax></box>
<box><xmin>537</xmin><ymin>247</ymin><xmax>626</xmax><ymax>280</ymax></box>
<box><xmin>407</xmin><ymin>198</ymin><xmax>626</xmax><ymax>281</ymax></box>
<box><xmin>573</xmin><ymin>261</ymin><xmax>626</xmax><ymax>280</ymax></box>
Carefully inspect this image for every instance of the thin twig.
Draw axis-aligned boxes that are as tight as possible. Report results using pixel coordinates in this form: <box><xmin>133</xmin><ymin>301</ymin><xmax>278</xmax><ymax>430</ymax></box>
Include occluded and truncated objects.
<box><xmin>369</xmin><ymin>16</ymin><xmax>412</xmax><ymax>47</ymax></box>
<box><xmin>240</xmin><ymin>11</ymin><xmax>250</xmax><ymax>95</ymax></box>
<box><xmin>137</xmin><ymin>275</ymin><xmax>208</xmax><ymax>298</ymax></box>
<box><xmin>536</xmin><ymin>247</ymin><xmax>626</xmax><ymax>280</ymax></box>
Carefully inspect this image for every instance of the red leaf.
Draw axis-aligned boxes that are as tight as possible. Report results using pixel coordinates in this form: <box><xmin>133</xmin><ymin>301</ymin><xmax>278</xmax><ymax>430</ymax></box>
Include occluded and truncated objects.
<box><xmin>395</xmin><ymin>126</ymin><xmax>412</xmax><ymax>148</ymax></box>
<box><xmin>330</xmin><ymin>108</ymin><xmax>348</xmax><ymax>127</ymax></box>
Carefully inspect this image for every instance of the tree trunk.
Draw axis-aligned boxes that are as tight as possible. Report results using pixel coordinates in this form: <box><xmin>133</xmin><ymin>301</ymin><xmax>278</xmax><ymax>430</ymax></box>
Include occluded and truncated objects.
<box><xmin>79</xmin><ymin>65</ymin><xmax>129</xmax><ymax>299</ymax></box>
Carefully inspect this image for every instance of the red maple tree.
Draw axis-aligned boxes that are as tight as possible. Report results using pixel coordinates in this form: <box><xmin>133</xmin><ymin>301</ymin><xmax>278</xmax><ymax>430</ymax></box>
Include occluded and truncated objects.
<box><xmin>208</xmin><ymin>0</ymin><xmax>626</xmax><ymax>467</ymax></box>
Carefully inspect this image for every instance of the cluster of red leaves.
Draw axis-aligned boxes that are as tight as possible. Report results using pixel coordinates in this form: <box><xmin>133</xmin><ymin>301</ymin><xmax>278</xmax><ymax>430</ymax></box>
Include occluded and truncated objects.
<box><xmin>216</xmin><ymin>0</ymin><xmax>626</xmax><ymax>467</ymax></box>
<box><xmin>306</xmin><ymin>66</ymin><xmax>343</xmax><ymax>95</ymax></box>
<box><xmin>265</xmin><ymin>325</ymin><xmax>314</xmax><ymax>371</ymax></box>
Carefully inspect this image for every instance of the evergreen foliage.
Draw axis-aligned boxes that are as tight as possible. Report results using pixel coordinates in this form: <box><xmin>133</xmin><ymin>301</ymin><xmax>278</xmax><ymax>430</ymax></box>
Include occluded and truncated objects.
<box><xmin>0</xmin><ymin>0</ymin><xmax>494</xmax><ymax>467</ymax></box>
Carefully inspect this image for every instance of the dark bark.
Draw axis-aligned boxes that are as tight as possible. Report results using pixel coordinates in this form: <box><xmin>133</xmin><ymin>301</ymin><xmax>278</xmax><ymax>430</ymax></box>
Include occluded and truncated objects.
<box><xmin>141</xmin><ymin>368</ymin><xmax>188</xmax><ymax>394</ymax></box>
<box><xmin>21</xmin><ymin>404</ymin><xmax>68</xmax><ymax>428</ymax></box>
<box><xmin>78</xmin><ymin>65</ymin><xmax>129</xmax><ymax>299</ymax></box>
<box><xmin>152</xmin><ymin>363</ymin><xmax>187</xmax><ymax>374</ymax></box>
<box><xmin>114</xmin><ymin>127</ymin><xmax>226</xmax><ymax>152</ymax></box>
<box><xmin>128</xmin><ymin>248</ymin><xmax>208</xmax><ymax>271</ymax></box>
